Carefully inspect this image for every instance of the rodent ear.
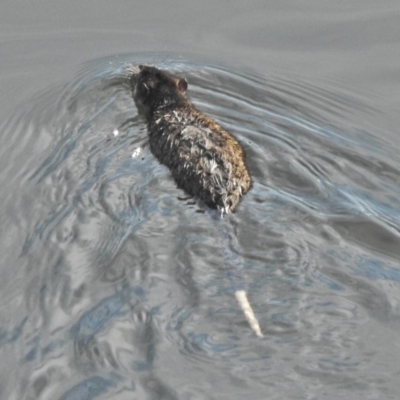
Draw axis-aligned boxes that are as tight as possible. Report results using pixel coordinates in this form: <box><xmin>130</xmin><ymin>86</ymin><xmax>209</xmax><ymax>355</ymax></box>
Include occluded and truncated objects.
<box><xmin>177</xmin><ymin>78</ymin><xmax>188</xmax><ymax>93</ymax></box>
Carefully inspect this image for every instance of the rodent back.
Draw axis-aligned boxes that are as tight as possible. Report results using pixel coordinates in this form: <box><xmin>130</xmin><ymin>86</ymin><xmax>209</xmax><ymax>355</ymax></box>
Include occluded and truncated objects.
<box><xmin>130</xmin><ymin>65</ymin><xmax>251</xmax><ymax>213</ymax></box>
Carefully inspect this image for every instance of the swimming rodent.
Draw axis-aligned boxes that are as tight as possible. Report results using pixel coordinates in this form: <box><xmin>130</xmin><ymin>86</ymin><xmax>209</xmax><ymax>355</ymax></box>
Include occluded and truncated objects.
<box><xmin>129</xmin><ymin>65</ymin><xmax>263</xmax><ymax>337</ymax></box>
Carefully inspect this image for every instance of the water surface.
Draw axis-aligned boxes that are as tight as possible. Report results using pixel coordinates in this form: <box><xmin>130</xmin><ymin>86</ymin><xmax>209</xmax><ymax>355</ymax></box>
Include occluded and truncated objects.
<box><xmin>0</xmin><ymin>53</ymin><xmax>399</xmax><ymax>399</ymax></box>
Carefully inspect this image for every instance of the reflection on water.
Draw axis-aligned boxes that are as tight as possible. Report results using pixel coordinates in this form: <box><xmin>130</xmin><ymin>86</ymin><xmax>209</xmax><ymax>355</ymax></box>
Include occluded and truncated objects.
<box><xmin>1</xmin><ymin>54</ymin><xmax>400</xmax><ymax>399</ymax></box>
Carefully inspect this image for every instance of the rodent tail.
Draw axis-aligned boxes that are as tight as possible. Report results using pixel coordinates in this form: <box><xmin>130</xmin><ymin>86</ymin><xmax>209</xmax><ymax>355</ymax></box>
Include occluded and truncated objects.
<box><xmin>217</xmin><ymin>212</ymin><xmax>263</xmax><ymax>338</ymax></box>
<box><xmin>234</xmin><ymin>290</ymin><xmax>263</xmax><ymax>338</ymax></box>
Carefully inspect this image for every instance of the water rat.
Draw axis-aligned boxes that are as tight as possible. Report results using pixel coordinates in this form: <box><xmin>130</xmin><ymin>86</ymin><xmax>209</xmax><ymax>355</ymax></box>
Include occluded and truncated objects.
<box><xmin>129</xmin><ymin>65</ymin><xmax>262</xmax><ymax>337</ymax></box>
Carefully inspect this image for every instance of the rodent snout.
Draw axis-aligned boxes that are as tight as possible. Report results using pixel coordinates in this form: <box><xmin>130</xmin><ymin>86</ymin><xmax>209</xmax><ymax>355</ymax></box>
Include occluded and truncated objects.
<box><xmin>128</xmin><ymin>65</ymin><xmax>140</xmax><ymax>86</ymax></box>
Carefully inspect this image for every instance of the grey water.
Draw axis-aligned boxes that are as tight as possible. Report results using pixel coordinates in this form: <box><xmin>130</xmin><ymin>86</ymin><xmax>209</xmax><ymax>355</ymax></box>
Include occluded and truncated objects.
<box><xmin>1</xmin><ymin>2</ymin><xmax>400</xmax><ymax>400</ymax></box>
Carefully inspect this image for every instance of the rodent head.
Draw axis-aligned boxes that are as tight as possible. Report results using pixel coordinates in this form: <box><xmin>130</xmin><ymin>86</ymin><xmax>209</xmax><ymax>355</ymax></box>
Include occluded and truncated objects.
<box><xmin>130</xmin><ymin>65</ymin><xmax>188</xmax><ymax>118</ymax></box>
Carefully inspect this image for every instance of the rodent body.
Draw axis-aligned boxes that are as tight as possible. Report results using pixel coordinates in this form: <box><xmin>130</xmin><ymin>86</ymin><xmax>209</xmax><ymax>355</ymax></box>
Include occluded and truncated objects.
<box><xmin>129</xmin><ymin>65</ymin><xmax>262</xmax><ymax>337</ymax></box>
<box><xmin>130</xmin><ymin>65</ymin><xmax>251</xmax><ymax>213</ymax></box>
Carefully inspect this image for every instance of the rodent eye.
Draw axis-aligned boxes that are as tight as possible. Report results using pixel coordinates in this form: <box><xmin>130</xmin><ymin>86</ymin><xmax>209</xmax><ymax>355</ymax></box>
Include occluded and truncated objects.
<box><xmin>147</xmin><ymin>79</ymin><xmax>157</xmax><ymax>89</ymax></box>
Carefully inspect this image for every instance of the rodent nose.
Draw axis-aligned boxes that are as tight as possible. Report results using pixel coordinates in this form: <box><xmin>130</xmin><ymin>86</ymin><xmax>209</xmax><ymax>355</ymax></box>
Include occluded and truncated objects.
<box><xmin>128</xmin><ymin>65</ymin><xmax>140</xmax><ymax>75</ymax></box>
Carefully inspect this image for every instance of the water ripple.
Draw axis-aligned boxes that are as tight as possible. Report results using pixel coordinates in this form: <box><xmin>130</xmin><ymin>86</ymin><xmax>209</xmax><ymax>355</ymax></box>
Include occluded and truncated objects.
<box><xmin>1</xmin><ymin>53</ymin><xmax>399</xmax><ymax>398</ymax></box>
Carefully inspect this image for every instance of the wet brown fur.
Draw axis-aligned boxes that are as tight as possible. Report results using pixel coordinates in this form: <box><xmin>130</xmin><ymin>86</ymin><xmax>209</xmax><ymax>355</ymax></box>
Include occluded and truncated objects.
<box><xmin>130</xmin><ymin>65</ymin><xmax>251</xmax><ymax>213</ymax></box>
